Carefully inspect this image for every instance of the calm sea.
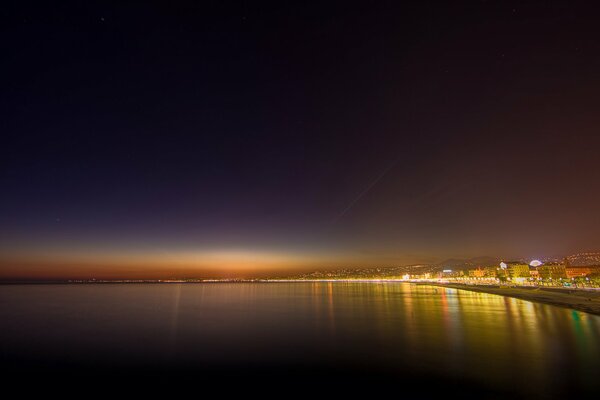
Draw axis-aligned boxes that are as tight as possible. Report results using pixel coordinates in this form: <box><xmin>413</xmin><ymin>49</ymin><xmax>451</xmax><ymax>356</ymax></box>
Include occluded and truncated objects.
<box><xmin>1</xmin><ymin>282</ymin><xmax>599</xmax><ymax>397</ymax></box>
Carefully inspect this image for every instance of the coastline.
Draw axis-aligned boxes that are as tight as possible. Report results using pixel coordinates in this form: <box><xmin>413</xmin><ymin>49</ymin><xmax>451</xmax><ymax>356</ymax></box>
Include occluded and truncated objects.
<box><xmin>421</xmin><ymin>282</ymin><xmax>600</xmax><ymax>316</ymax></box>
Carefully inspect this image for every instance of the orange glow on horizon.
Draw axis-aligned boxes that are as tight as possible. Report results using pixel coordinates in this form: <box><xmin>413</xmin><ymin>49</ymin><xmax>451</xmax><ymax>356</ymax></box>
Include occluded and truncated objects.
<box><xmin>0</xmin><ymin>247</ymin><xmax>367</xmax><ymax>280</ymax></box>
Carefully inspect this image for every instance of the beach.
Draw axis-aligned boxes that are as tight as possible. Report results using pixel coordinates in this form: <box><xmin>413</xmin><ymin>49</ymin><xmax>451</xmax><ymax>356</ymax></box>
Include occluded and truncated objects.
<box><xmin>423</xmin><ymin>282</ymin><xmax>600</xmax><ymax>316</ymax></box>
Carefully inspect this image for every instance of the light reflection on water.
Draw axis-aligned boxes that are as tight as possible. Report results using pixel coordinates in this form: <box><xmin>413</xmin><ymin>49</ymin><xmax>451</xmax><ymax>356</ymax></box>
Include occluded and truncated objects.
<box><xmin>0</xmin><ymin>282</ymin><xmax>599</xmax><ymax>396</ymax></box>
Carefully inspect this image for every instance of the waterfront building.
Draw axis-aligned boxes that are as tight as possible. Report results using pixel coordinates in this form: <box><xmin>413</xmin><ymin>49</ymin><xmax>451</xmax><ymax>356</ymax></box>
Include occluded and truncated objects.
<box><xmin>469</xmin><ymin>268</ymin><xmax>485</xmax><ymax>278</ymax></box>
<box><xmin>507</xmin><ymin>263</ymin><xmax>532</xmax><ymax>278</ymax></box>
<box><xmin>537</xmin><ymin>263</ymin><xmax>567</xmax><ymax>279</ymax></box>
<box><xmin>566</xmin><ymin>266</ymin><xmax>600</xmax><ymax>278</ymax></box>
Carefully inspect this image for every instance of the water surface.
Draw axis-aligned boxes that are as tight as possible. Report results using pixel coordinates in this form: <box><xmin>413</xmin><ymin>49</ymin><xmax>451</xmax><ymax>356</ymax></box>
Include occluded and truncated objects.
<box><xmin>1</xmin><ymin>282</ymin><xmax>598</xmax><ymax>397</ymax></box>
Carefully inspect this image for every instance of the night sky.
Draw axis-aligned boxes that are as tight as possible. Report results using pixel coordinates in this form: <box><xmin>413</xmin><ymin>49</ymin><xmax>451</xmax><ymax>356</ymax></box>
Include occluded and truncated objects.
<box><xmin>2</xmin><ymin>1</ymin><xmax>600</xmax><ymax>279</ymax></box>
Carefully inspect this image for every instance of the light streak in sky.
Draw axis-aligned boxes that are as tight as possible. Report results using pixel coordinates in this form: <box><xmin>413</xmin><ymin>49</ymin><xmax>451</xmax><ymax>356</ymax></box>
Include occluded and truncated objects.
<box><xmin>333</xmin><ymin>157</ymin><xmax>400</xmax><ymax>223</ymax></box>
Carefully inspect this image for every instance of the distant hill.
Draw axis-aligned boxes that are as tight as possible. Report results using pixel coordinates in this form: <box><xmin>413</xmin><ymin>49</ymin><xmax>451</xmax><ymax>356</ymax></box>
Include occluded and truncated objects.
<box><xmin>566</xmin><ymin>252</ymin><xmax>600</xmax><ymax>266</ymax></box>
<box><xmin>436</xmin><ymin>256</ymin><xmax>500</xmax><ymax>270</ymax></box>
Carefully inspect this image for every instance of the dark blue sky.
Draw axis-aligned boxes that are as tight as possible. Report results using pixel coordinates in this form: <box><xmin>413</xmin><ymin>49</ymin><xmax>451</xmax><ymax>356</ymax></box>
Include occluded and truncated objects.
<box><xmin>2</xmin><ymin>1</ymin><xmax>600</xmax><ymax>278</ymax></box>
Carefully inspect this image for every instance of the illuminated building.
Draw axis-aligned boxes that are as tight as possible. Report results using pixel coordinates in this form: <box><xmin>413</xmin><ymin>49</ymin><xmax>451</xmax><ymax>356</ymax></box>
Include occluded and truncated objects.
<box><xmin>468</xmin><ymin>268</ymin><xmax>485</xmax><ymax>278</ymax></box>
<box><xmin>537</xmin><ymin>263</ymin><xmax>567</xmax><ymax>279</ymax></box>
<box><xmin>566</xmin><ymin>266</ymin><xmax>600</xmax><ymax>278</ymax></box>
<box><xmin>530</xmin><ymin>269</ymin><xmax>539</xmax><ymax>278</ymax></box>
<box><xmin>509</xmin><ymin>263</ymin><xmax>532</xmax><ymax>278</ymax></box>
<box><xmin>501</xmin><ymin>262</ymin><xmax>531</xmax><ymax>278</ymax></box>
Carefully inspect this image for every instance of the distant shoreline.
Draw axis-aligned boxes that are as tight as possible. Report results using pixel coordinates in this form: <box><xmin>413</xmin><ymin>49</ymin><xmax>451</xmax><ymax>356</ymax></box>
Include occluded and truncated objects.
<box><xmin>421</xmin><ymin>282</ymin><xmax>600</xmax><ymax>316</ymax></box>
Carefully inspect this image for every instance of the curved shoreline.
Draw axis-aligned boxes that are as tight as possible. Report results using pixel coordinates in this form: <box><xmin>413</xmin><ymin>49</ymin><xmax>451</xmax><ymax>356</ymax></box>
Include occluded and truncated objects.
<box><xmin>2</xmin><ymin>279</ymin><xmax>600</xmax><ymax>316</ymax></box>
<box><xmin>421</xmin><ymin>282</ymin><xmax>600</xmax><ymax>316</ymax></box>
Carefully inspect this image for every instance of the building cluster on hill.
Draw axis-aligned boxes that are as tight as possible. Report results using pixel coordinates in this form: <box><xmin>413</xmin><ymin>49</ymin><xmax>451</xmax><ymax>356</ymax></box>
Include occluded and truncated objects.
<box><xmin>425</xmin><ymin>259</ymin><xmax>600</xmax><ymax>287</ymax></box>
